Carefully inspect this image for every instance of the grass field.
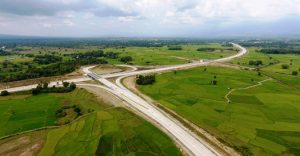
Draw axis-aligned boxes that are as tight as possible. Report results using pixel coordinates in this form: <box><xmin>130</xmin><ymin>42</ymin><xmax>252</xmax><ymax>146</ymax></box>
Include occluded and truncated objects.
<box><xmin>0</xmin><ymin>89</ymin><xmax>181</xmax><ymax>155</ymax></box>
<box><xmin>231</xmin><ymin>47</ymin><xmax>300</xmax><ymax>88</ymax></box>
<box><xmin>139</xmin><ymin>66</ymin><xmax>300</xmax><ymax>155</ymax></box>
<box><xmin>39</xmin><ymin>108</ymin><xmax>181</xmax><ymax>156</ymax></box>
<box><xmin>0</xmin><ymin>94</ymin><xmax>60</xmax><ymax>137</ymax></box>
<box><xmin>0</xmin><ymin>89</ymin><xmax>108</xmax><ymax>138</ymax></box>
<box><xmin>230</xmin><ymin>48</ymin><xmax>275</xmax><ymax>68</ymax></box>
<box><xmin>104</xmin><ymin>44</ymin><xmax>237</xmax><ymax>65</ymax></box>
<box><xmin>263</xmin><ymin>54</ymin><xmax>300</xmax><ymax>75</ymax></box>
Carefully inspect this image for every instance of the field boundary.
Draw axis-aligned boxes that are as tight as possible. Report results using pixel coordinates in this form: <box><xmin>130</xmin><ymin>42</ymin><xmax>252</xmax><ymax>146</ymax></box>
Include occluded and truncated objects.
<box><xmin>0</xmin><ymin>111</ymin><xmax>94</xmax><ymax>141</ymax></box>
<box><xmin>225</xmin><ymin>78</ymin><xmax>273</xmax><ymax>103</ymax></box>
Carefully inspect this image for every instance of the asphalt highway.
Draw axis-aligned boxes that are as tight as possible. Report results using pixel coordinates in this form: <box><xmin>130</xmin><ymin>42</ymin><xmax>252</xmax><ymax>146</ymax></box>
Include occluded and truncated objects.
<box><xmin>0</xmin><ymin>43</ymin><xmax>247</xmax><ymax>156</ymax></box>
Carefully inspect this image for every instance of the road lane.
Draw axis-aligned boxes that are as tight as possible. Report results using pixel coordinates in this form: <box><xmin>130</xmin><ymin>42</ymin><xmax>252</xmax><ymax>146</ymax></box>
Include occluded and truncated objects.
<box><xmin>0</xmin><ymin>43</ymin><xmax>247</xmax><ymax>156</ymax></box>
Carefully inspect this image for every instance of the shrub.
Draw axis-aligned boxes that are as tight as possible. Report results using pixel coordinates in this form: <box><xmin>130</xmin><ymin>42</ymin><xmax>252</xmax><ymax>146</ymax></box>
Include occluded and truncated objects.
<box><xmin>63</xmin><ymin>82</ymin><xmax>70</xmax><ymax>88</ymax></box>
<box><xmin>197</xmin><ymin>47</ymin><xmax>215</xmax><ymax>52</ymax></box>
<box><xmin>69</xmin><ymin>82</ymin><xmax>76</xmax><ymax>90</ymax></box>
<box><xmin>31</xmin><ymin>81</ymin><xmax>76</xmax><ymax>95</ymax></box>
<box><xmin>136</xmin><ymin>75</ymin><xmax>156</xmax><ymax>85</ymax></box>
<box><xmin>292</xmin><ymin>71</ymin><xmax>298</xmax><ymax>76</ymax></box>
<box><xmin>56</xmin><ymin>109</ymin><xmax>67</xmax><ymax>118</ymax></box>
<box><xmin>168</xmin><ymin>46</ymin><xmax>182</xmax><ymax>50</ymax></box>
<box><xmin>0</xmin><ymin>90</ymin><xmax>9</xmax><ymax>96</ymax></box>
<box><xmin>120</xmin><ymin>56</ymin><xmax>133</xmax><ymax>63</ymax></box>
<box><xmin>249</xmin><ymin>60</ymin><xmax>263</xmax><ymax>66</ymax></box>
<box><xmin>281</xmin><ymin>64</ymin><xmax>289</xmax><ymax>69</ymax></box>
<box><xmin>234</xmin><ymin>145</ymin><xmax>253</xmax><ymax>156</ymax></box>
<box><xmin>211</xmin><ymin>80</ymin><xmax>217</xmax><ymax>85</ymax></box>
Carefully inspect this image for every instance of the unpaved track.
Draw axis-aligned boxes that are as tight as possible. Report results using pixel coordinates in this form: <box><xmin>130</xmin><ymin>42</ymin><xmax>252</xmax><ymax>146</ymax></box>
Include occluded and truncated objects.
<box><xmin>225</xmin><ymin>78</ymin><xmax>273</xmax><ymax>103</ymax></box>
<box><xmin>85</xmin><ymin>43</ymin><xmax>247</xmax><ymax>156</ymax></box>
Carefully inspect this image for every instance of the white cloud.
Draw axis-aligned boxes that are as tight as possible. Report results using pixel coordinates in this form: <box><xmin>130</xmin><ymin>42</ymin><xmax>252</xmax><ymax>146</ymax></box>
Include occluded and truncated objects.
<box><xmin>42</xmin><ymin>23</ymin><xmax>52</xmax><ymax>28</ymax></box>
<box><xmin>63</xmin><ymin>19</ymin><xmax>75</xmax><ymax>26</ymax></box>
<box><xmin>1</xmin><ymin>0</ymin><xmax>300</xmax><ymax>37</ymax></box>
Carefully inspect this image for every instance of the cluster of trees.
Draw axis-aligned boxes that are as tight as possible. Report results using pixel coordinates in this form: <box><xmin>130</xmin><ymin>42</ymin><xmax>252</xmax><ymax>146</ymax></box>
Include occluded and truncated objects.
<box><xmin>33</xmin><ymin>54</ymin><xmax>62</xmax><ymax>64</ymax></box>
<box><xmin>233</xmin><ymin>145</ymin><xmax>253</xmax><ymax>156</ymax></box>
<box><xmin>0</xmin><ymin>37</ymin><xmax>216</xmax><ymax>48</ymax></box>
<box><xmin>210</xmin><ymin>75</ymin><xmax>217</xmax><ymax>85</ymax></box>
<box><xmin>168</xmin><ymin>46</ymin><xmax>182</xmax><ymax>50</ymax></box>
<box><xmin>56</xmin><ymin>105</ymin><xmax>82</xmax><ymax>118</ymax></box>
<box><xmin>120</xmin><ymin>56</ymin><xmax>133</xmax><ymax>63</ymax></box>
<box><xmin>32</xmin><ymin>81</ymin><xmax>76</xmax><ymax>95</ymax></box>
<box><xmin>0</xmin><ymin>51</ymin><xmax>110</xmax><ymax>82</ymax></box>
<box><xmin>197</xmin><ymin>47</ymin><xmax>216</xmax><ymax>52</ymax></box>
<box><xmin>248</xmin><ymin>60</ymin><xmax>263</xmax><ymax>66</ymax></box>
<box><xmin>69</xmin><ymin>50</ymin><xmax>105</xmax><ymax>58</ymax></box>
<box><xmin>281</xmin><ymin>64</ymin><xmax>290</xmax><ymax>69</ymax></box>
<box><xmin>136</xmin><ymin>75</ymin><xmax>156</xmax><ymax>85</ymax></box>
<box><xmin>0</xmin><ymin>90</ymin><xmax>9</xmax><ymax>96</ymax></box>
<box><xmin>0</xmin><ymin>49</ymin><xmax>11</xmax><ymax>56</ymax></box>
<box><xmin>66</xmin><ymin>50</ymin><xmax>118</xmax><ymax>59</ymax></box>
<box><xmin>260</xmin><ymin>48</ymin><xmax>300</xmax><ymax>54</ymax></box>
<box><xmin>292</xmin><ymin>71</ymin><xmax>298</xmax><ymax>76</ymax></box>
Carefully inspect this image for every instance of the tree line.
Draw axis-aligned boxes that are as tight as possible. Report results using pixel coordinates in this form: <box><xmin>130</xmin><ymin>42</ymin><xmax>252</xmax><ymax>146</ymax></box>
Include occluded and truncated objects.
<box><xmin>260</xmin><ymin>48</ymin><xmax>300</xmax><ymax>54</ymax></box>
<box><xmin>0</xmin><ymin>50</ymin><xmax>120</xmax><ymax>82</ymax></box>
<box><xmin>136</xmin><ymin>75</ymin><xmax>156</xmax><ymax>85</ymax></box>
<box><xmin>32</xmin><ymin>81</ymin><xmax>77</xmax><ymax>95</ymax></box>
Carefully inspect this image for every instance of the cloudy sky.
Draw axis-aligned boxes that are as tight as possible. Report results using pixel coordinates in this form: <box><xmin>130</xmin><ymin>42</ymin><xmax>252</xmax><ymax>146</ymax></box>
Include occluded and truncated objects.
<box><xmin>0</xmin><ymin>0</ymin><xmax>300</xmax><ymax>37</ymax></box>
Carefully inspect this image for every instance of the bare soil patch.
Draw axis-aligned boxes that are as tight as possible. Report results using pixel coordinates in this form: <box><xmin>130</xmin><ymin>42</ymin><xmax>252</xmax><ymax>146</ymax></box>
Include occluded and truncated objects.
<box><xmin>79</xmin><ymin>85</ymin><xmax>124</xmax><ymax>107</ymax></box>
<box><xmin>91</xmin><ymin>64</ymin><xmax>128</xmax><ymax>75</ymax></box>
<box><xmin>0</xmin><ymin>130</ymin><xmax>47</xmax><ymax>156</ymax></box>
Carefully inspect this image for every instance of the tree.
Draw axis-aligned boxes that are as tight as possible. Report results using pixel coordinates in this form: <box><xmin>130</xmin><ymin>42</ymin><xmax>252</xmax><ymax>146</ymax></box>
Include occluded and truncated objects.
<box><xmin>168</xmin><ymin>46</ymin><xmax>182</xmax><ymax>50</ymax></box>
<box><xmin>32</xmin><ymin>88</ymin><xmax>40</xmax><ymax>95</ymax></box>
<box><xmin>211</xmin><ymin>80</ymin><xmax>217</xmax><ymax>85</ymax></box>
<box><xmin>292</xmin><ymin>71</ymin><xmax>298</xmax><ymax>76</ymax></box>
<box><xmin>249</xmin><ymin>60</ymin><xmax>263</xmax><ymax>66</ymax></box>
<box><xmin>0</xmin><ymin>90</ymin><xmax>9</xmax><ymax>96</ymax></box>
<box><xmin>257</xmin><ymin>72</ymin><xmax>261</xmax><ymax>76</ymax></box>
<box><xmin>249</xmin><ymin>60</ymin><xmax>255</xmax><ymax>65</ymax></box>
<box><xmin>69</xmin><ymin>82</ymin><xmax>76</xmax><ymax>90</ymax></box>
<box><xmin>120</xmin><ymin>56</ymin><xmax>133</xmax><ymax>63</ymax></box>
<box><xmin>281</xmin><ymin>64</ymin><xmax>289</xmax><ymax>69</ymax></box>
<box><xmin>136</xmin><ymin>75</ymin><xmax>156</xmax><ymax>85</ymax></box>
<box><xmin>43</xmin><ymin>82</ymin><xmax>49</xmax><ymax>89</ymax></box>
<box><xmin>63</xmin><ymin>82</ymin><xmax>70</xmax><ymax>88</ymax></box>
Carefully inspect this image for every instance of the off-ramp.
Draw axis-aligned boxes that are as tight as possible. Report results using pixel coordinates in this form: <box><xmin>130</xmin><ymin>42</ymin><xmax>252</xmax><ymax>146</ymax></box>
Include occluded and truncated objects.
<box><xmin>0</xmin><ymin>43</ymin><xmax>247</xmax><ymax>156</ymax></box>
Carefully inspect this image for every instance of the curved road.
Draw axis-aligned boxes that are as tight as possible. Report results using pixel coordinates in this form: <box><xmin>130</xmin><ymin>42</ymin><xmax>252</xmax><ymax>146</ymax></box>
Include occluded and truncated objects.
<box><xmin>1</xmin><ymin>43</ymin><xmax>247</xmax><ymax>156</ymax></box>
<box><xmin>85</xmin><ymin>43</ymin><xmax>247</xmax><ymax>156</ymax></box>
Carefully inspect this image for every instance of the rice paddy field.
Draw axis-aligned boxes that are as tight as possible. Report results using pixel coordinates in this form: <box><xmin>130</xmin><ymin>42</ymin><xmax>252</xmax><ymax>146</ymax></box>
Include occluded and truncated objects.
<box><xmin>104</xmin><ymin>44</ymin><xmax>237</xmax><ymax>65</ymax></box>
<box><xmin>0</xmin><ymin>94</ymin><xmax>60</xmax><ymax>137</ymax></box>
<box><xmin>0</xmin><ymin>89</ymin><xmax>181</xmax><ymax>156</ymax></box>
<box><xmin>139</xmin><ymin>66</ymin><xmax>300</xmax><ymax>155</ymax></box>
<box><xmin>231</xmin><ymin>47</ymin><xmax>300</xmax><ymax>89</ymax></box>
<box><xmin>39</xmin><ymin>108</ymin><xmax>181</xmax><ymax>156</ymax></box>
<box><xmin>1</xmin><ymin>43</ymin><xmax>237</xmax><ymax>66</ymax></box>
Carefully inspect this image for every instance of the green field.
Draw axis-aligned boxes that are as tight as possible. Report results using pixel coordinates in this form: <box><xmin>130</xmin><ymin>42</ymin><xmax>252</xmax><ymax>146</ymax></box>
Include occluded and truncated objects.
<box><xmin>105</xmin><ymin>44</ymin><xmax>237</xmax><ymax>65</ymax></box>
<box><xmin>0</xmin><ymin>94</ymin><xmax>60</xmax><ymax>137</ymax></box>
<box><xmin>139</xmin><ymin>66</ymin><xmax>300</xmax><ymax>155</ymax></box>
<box><xmin>0</xmin><ymin>89</ymin><xmax>181</xmax><ymax>155</ymax></box>
<box><xmin>230</xmin><ymin>48</ymin><xmax>275</xmax><ymax>68</ymax></box>
<box><xmin>39</xmin><ymin>108</ymin><xmax>181</xmax><ymax>156</ymax></box>
<box><xmin>231</xmin><ymin>47</ymin><xmax>300</xmax><ymax>88</ymax></box>
<box><xmin>0</xmin><ymin>89</ymin><xmax>107</xmax><ymax>138</ymax></box>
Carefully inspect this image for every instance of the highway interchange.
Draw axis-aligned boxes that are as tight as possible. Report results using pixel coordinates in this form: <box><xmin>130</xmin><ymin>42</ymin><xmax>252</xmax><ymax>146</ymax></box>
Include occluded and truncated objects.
<box><xmin>0</xmin><ymin>43</ymin><xmax>247</xmax><ymax>156</ymax></box>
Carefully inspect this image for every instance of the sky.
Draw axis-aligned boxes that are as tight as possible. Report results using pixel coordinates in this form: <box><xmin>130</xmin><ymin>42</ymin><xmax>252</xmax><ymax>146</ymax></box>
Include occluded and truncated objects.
<box><xmin>0</xmin><ymin>0</ymin><xmax>300</xmax><ymax>37</ymax></box>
